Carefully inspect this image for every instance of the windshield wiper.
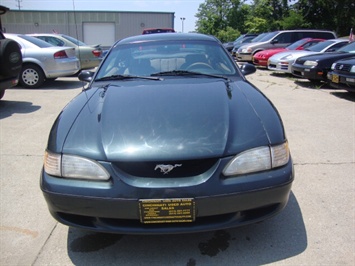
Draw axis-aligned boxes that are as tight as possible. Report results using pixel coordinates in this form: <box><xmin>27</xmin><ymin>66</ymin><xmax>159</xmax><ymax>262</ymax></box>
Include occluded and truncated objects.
<box><xmin>151</xmin><ymin>70</ymin><xmax>230</xmax><ymax>81</ymax></box>
<box><xmin>95</xmin><ymin>74</ymin><xmax>162</xmax><ymax>82</ymax></box>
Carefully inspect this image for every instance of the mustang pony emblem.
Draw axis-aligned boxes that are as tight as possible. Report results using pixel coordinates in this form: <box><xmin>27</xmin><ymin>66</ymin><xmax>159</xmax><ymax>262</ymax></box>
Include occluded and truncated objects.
<box><xmin>154</xmin><ymin>164</ymin><xmax>182</xmax><ymax>174</ymax></box>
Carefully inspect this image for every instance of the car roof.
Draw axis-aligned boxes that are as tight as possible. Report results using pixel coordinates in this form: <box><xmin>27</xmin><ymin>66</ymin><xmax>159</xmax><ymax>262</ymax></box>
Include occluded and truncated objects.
<box><xmin>117</xmin><ymin>33</ymin><xmax>219</xmax><ymax>45</ymax></box>
<box><xmin>30</xmin><ymin>33</ymin><xmax>64</xmax><ymax>36</ymax></box>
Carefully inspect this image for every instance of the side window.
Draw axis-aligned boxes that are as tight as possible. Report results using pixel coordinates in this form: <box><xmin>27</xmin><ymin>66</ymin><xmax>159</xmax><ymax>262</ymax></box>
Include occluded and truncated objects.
<box><xmin>325</xmin><ymin>43</ymin><xmax>346</xmax><ymax>52</ymax></box>
<box><xmin>48</xmin><ymin>37</ymin><xmax>65</xmax><ymax>46</ymax></box>
<box><xmin>315</xmin><ymin>32</ymin><xmax>335</xmax><ymax>39</ymax></box>
<box><xmin>303</xmin><ymin>41</ymin><xmax>319</xmax><ymax>49</ymax></box>
<box><xmin>293</xmin><ymin>32</ymin><xmax>305</xmax><ymax>41</ymax></box>
<box><xmin>275</xmin><ymin>32</ymin><xmax>293</xmax><ymax>44</ymax></box>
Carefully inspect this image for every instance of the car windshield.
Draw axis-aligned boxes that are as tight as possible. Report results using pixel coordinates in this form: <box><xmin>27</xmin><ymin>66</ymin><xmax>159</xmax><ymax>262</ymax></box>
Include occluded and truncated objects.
<box><xmin>286</xmin><ymin>38</ymin><xmax>309</xmax><ymax>50</ymax></box>
<box><xmin>95</xmin><ymin>39</ymin><xmax>237</xmax><ymax>80</ymax></box>
<box><xmin>257</xmin><ymin>32</ymin><xmax>279</xmax><ymax>42</ymax></box>
<box><xmin>62</xmin><ymin>34</ymin><xmax>87</xmax><ymax>46</ymax></box>
<box><xmin>18</xmin><ymin>35</ymin><xmax>54</xmax><ymax>48</ymax></box>
<box><xmin>306</xmin><ymin>40</ymin><xmax>336</xmax><ymax>52</ymax></box>
<box><xmin>250</xmin><ymin>33</ymin><xmax>268</xmax><ymax>42</ymax></box>
<box><xmin>337</xmin><ymin>41</ymin><xmax>355</xmax><ymax>53</ymax></box>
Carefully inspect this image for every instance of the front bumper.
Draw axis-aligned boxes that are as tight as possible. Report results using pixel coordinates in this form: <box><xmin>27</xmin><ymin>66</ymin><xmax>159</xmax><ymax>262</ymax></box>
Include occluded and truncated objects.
<box><xmin>292</xmin><ymin>64</ymin><xmax>325</xmax><ymax>80</ymax></box>
<box><xmin>41</xmin><ymin>158</ymin><xmax>294</xmax><ymax>234</ymax></box>
<box><xmin>0</xmin><ymin>76</ymin><xmax>19</xmax><ymax>91</ymax></box>
<box><xmin>253</xmin><ymin>57</ymin><xmax>268</xmax><ymax>67</ymax></box>
<box><xmin>236</xmin><ymin>53</ymin><xmax>253</xmax><ymax>62</ymax></box>
<box><xmin>268</xmin><ymin>59</ymin><xmax>292</xmax><ymax>73</ymax></box>
<box><xmin>327</xmin><ymin>72</ymin><xmax>355</xmax><ymax>92</ymax></box>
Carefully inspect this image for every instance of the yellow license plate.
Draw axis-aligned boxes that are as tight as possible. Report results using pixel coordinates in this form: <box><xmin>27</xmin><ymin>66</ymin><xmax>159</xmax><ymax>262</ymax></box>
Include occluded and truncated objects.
<box><xmin>332</xmin><ymin>74</ymin><xmax>339</xmax><ymax>83</ymax></box>
<box><xmin>139</xmin><ymin>198</ymin><xmax>195</xmax><ymax>224</ymax></box>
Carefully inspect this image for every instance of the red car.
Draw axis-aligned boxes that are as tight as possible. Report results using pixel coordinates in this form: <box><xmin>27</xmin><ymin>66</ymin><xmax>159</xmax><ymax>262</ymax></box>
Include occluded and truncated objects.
<box><xmin>253</xmin><ymin>38</ymin><xmax>325</xmax><ymax>67</ymax></box>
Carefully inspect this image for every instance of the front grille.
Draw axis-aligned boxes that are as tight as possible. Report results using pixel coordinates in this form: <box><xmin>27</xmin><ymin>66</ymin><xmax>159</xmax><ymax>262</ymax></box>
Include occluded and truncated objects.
<box><xmin>56</xmin><ymin>203</ymin><xmax>281</xmax><ymax>232</ymax></box>
<box><xmin>280</xmin><ymin>65</ymin><xmax>289</xmax><ymax>70</ymax></box>
<box><xmin>334</xmin><ymin>63</ymin><xmax>352</xmax><ymax>72</ymax></box>
<box><xmin>113</xmin><ymin>158</ymin><xmax>218</xmax><ymax>178</ymax></box>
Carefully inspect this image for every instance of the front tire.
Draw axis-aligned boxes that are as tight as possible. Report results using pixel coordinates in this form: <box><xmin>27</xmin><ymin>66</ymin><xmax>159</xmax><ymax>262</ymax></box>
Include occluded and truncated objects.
<box><xmin>20</xmin><ymin>64</ymin><xmax>45</xmax><ymax>88</ymax></box>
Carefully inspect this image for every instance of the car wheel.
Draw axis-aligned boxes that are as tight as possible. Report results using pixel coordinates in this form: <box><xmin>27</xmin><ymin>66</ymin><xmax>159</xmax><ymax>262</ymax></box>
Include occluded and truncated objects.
<box><xmin>0</xmin><ymin>38</ymin><xmax>22</xmax><ymax>77</ymax></box>
<box><xmin>20</xmin><ymin>64</ymin><xmax>45</xmax><ymax>88</ymax></box>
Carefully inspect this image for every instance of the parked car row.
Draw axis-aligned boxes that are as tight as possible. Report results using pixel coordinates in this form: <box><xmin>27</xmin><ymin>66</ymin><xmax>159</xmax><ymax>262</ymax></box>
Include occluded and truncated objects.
<box><xmin>267</xmin><ymin>39</ymin><xmax>349</xmax><ymax>73</ymax></box>
<box><xmin>253</xmin><ymin>38</ymin><xmax>326</xmax><ymax>67</ymax></box>
<box><xmin>2</xmin><ymin>33</ymin><xmax>103</xmax><ymax>89</ymax></box>
<box><xmin>223</xmin><ymin>33</ymin><xmax>258</xmax><ymax>53</ymax></box>
<box><xmin>28</xmin><ymin>33</ymin><xmax>102</xmax><ymax>70</ymax></box>
<box><xmin>235</xmin><ymin>29</ymin><xmax>337</xmax><ymax>62</ymax></box>
<box><xmin>251</xmin><ymin>39</ymin><xmax>355</xmax><ymax>92</ymax></box>
<box><xmin>226</xmin><ymin>29</ymin><xmax>354</xmax><ymax>92</ymax></box>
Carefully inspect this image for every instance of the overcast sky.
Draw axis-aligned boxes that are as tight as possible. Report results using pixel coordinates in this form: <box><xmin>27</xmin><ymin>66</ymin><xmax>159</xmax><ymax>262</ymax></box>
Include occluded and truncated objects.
<box><xmin>0</xmin><ymin>0</ymin><xmax>205</xmax><ymax>33</ymax></box>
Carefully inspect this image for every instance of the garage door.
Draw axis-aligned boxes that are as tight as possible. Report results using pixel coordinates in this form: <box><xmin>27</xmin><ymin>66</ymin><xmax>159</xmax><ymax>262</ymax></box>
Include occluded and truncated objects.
<box><xmin>83</xmin><ymin>22</ymin><xmax>115</xmax><ymax>48</ymax></box>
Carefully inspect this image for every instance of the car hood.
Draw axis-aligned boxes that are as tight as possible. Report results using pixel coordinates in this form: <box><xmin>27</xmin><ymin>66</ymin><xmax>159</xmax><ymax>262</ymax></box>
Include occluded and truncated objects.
<box><xmin>270</xmin><ymin>50</ymin><xmax>320</xmax><ymax>61</ymax></box>
<box><xmin>295</xmin><ymin>52</ymin><xmax>354</xmax><ymax>63</ymax></box>
<box><xmin>62</xmin><ymin>79</ymin><xmax>279</xmax><ymax>161</ymax></box>
<box><xmin>256</xmin><ymin>48</ymin><xmax>286</xmax><ymax>56</ymax></box>
<box><xmin>332</xmin><ymin>56</ymin><xmax>355</xmax><ymax>65</ymax></box>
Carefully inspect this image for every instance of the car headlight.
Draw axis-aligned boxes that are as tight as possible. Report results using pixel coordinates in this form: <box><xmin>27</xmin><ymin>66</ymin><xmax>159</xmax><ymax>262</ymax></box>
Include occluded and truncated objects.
<box><xmin>223</xmin><ymin>142</ymin><xmax>290</xmax><ymax>176</ymax></box>
<box><xmin>304</xmin><ymin>60</ymin><xmax>318</xmax><ymax>67</ymax></box>
<box><xmin>241</xmin><ymin>47</ymin><xmax>252</xmax><ymax>53</ymax></box>
<box><xmin>331</xmin><ymin>63</ymin><xmax>336</xmax><ymax>70</ymax></box>
<box><xmin>281</xmin><ymin>54</ymin><xmax>293</xmax><ymax>60</ymax></box>
<box><xmin>44</xmin><ymin>151</ymin><xmax>110</xmax><ymax>181</ymax></box>
<box><xmin>351</xmin><ymin>66</ymin><xmax>355</xmax><ymax>73</ymax></box>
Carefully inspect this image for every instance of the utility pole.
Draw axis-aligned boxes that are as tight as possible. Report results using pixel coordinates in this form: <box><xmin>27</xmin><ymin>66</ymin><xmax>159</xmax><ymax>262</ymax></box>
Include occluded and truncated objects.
<box><xmin>15</xmin><ymin>0</ymin><xmax>22</xmax><ymax>10</ymax></box>
<box><xmin>180</xmin><ymin>17</ymin><xmax>185</xmax><ymax>33</ymax></box>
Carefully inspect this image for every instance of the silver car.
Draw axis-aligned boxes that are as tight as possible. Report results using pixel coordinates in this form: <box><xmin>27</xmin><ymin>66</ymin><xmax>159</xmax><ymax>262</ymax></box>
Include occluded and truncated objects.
<box><xmin>29</xmin><ymin>34</ymin><xmax>102</xmax><ymax>70</ymax></box>
<box><xmin>4</xmin><ymin>34</ymin><xmax>80</xmax><ymax>88</ymax></box>
<box><xmin>267</xmin><ymin>39</ymin><xmax>349</xmax><ymax>73</ymax></box>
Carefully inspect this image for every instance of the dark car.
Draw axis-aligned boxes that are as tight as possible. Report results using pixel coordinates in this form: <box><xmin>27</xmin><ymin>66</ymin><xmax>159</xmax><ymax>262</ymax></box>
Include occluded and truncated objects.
<box><xmin>231</xmin><ymin>36</ymin><xmax>258</xmax><ymax>57</ymax></box>
<box><xmin>40</xmin><ymin>33</ymin><xmax>294</xmax><ymax>234</ymax></box>
<box><xmin>327</xmin><ymin>56</ymin><xmax>355</xmax><ymax>92</ymax></box>
<box><xmin>0</xmin><ymin>5</ymin><xmax>22</xmax><ymax>99</ymax></box>
<box><xmin>224</xmin><ymin>33</ymin><xmax>258</xmax><ymax>53</ymax></box>
<box><xmin>291</xmin><ymin>41</ymin><xmax>355</xmax><ymax>82</ymax></box>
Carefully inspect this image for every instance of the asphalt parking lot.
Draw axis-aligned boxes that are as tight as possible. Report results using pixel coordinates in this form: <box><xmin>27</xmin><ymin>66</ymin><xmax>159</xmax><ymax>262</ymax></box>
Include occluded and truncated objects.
<box><xmin>0</xmin><ymin>69</ymin><xmax>354</xmax><ymax>266</ymax></box>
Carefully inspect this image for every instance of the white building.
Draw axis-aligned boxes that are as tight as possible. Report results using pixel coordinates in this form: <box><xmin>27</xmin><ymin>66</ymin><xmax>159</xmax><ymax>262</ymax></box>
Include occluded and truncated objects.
<box><xmin>1</xmin><ymin>10</ymin><xmax>175</xmax><ymax>48</ymax></box>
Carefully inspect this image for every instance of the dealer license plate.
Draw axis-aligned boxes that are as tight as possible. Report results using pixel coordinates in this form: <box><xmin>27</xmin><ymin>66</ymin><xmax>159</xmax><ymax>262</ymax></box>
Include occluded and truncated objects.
<box><xmin>332</xmin><ymin>74</ymin><xmax>339</xmax><ymax>83</ymax></box>
<box><xmin>139</xmin><ymin>198</ymin><xmax>195</xmax><ymax>224</ymax></box>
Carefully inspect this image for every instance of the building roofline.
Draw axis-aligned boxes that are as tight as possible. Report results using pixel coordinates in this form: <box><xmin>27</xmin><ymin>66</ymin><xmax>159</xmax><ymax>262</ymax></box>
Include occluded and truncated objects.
<box><xmin>8</xmin><ymin>10</ymin><xmax>175</xmax><ymax>15</ymax></box>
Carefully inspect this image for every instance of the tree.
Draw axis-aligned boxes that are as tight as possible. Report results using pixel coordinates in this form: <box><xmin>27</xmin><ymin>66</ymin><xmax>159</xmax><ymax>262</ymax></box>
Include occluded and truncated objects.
<box><xmin>279</xmin><ymin>10</ymin><xmax>311</xmax><ymax>30</ymax></box>
<box><xmin>196</xmin><ymin>0</ymin><xmax>235</xmax><ymax>35</ymax></box>
<box><xmin>225</xmin><ymin>1</ymin><xmax>251</xmax><ymax>34</ymax></box>
<box><xmin>216</xmin><ymin>26</ymin><xmax>240</xmax><ymax>43</ymax></box>
<box><xmin>194</xmin><ymin>0</ymin><xmax>355</xmax><ymax>40</ymax></box>
<box><xmin>295</xmin><ymin>0</ymin><xmax>355</xmax><ymax>36</ymax></box>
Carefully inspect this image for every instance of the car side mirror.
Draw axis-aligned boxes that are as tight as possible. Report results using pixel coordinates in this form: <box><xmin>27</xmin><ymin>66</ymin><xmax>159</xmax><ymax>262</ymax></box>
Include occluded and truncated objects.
<box><xmin>240</xmin><ymin>63</ymin><xmax>256</xmax><ymax>76</ymax></box>
<box><xmin>271</xmin><ymin>39</ymin><xmax>278</xmax><ymax>44</ymax></box>
<box><xmin>78</xmin><ymin>70</ymin><xmax>95</xmax><ymax>82</ymax></box>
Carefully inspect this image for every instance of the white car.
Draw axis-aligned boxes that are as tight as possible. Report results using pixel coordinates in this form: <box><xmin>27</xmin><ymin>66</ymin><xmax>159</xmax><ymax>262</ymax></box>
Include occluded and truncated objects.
<box><xmin>4</xmin><ymin>33</ymin><xmax>80</xmax><ymax>88</ymax></box>
<box><xmin>267</xmin><ymin>39</ymin><xmax>349</xmax><ymax>73</ymax></box>
<box><xmin>28</xmin><ymin>33</ymin><xmax>102</xmax><ymax>70</ymax></box>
